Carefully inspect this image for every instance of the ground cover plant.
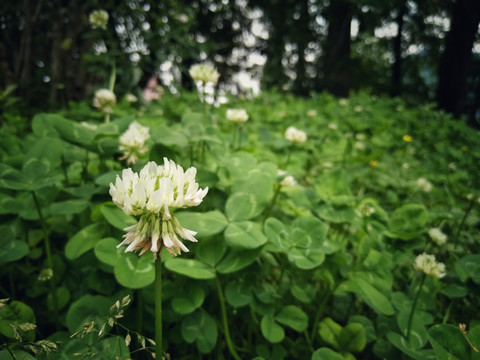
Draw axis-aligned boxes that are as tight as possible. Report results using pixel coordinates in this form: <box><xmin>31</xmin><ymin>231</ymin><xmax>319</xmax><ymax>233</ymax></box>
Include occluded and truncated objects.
<box><xmin>0</xmin><ymin>84</ymin><xmax>480</xmax><ymax>360</ymax></box>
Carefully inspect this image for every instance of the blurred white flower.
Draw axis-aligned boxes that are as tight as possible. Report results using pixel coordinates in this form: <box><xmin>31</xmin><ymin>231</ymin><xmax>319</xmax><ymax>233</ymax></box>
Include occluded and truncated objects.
<box><xmin>125</xmin><ymin>94</ymin><xmax>138</xmax><ymax>103</ymax></box>
<box><xmin>354</xmin><ymin>142</ymin><xmax>366</xmax><ymax>151</ymax></box>
<box><xmin>413</xmin><ymin>253</ymin><xmax>446</xmax><ymax>278</ymax></box>
<box><xmin>189</xmin><ymin>63</ymin><xmax>220</xmax><ymax>86</ymax></box>
<box><xmin>226</xmin><ymin>109</ymin><xmax>249</xmax><ymax>124</ymax></box>
<box><xmin>428</xmin><ymin>228</ymin><xmax>447</xmax><ymax>246</ymax></box>
<box><xmin>93</xmin><ymin>89</ymin><xmax>116</xmax><ymax>114</ymax></box>
<box><xmin>416</xmin><ymin>177</ymin><xmax>432</xmax><ymax>192</ymax></box>
<box><xmin>285</xmin><ymin>126</ymin><xmax>307</xmax><ymax>144</ymax></box>
<box><xmin>280</xmin><ymin>175</ymin><xmax>297</xmax><ymax>187</ymax></box>
<box><xmin>356</xmin><ymin>204</ymin><xmax>375</xmax><ymax>218</ymax></box>
<box><xmin>328</xmin><ymin>122</ymin><xmax>338</xmax><ymax>130</ymax></box>
<box><xmin>119</xmin><ymin>121</ymin><xmax>150</xmax><ymax>165</ymax></box>
<box><xmin>110</xmin><ymin>159</ymin><xmax>208</xmax><ymax>257</ymax></box>
<box><xmin>89</xmin><ymin>10</ymin><xmax>109</xmax><ymax>30</ymax></box>
<box><xmin>354</xmin><ymin>105</ymin><xmax>363</xmax><ymax>112</ymax></box>
<box><xmin>307</xmin><ymin>109</ymin><xmax>317</xmax><ymax>118</ymax></box>
<box><xmin>338</xmin><ymin>98</ymin><xmax>348</xmax><ymax>107</ymax></box>
<box><xmin>38</xmin><ymin>268</ymin><xmax>53</xmax><ymax>281</ymax></box>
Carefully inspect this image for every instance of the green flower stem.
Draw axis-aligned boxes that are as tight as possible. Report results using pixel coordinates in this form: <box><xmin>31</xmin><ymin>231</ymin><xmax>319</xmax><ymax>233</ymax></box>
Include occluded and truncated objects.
<box><xmin>137</xmin><ymin>290</ymin><xmax>144</xmax><ymax>335</ymax></box>
<box><xmin>310</xmin><ymin>286</ymin><xmax>333</xmax><ymax>345</ymax></box>
<box><xmin>32</xmin><ymin>191</ymin><xmax>59</xmax><ymax>329</ymax></box>
<box><xmin>263</xmin><ymin>183</ymin><xmax>281</xmax><ymax>221</ymax></box>
<box><xmin>215</xmin><ymin>276</ymin><xmax>241</xmax><ymax>360</ymax></box>
<box><xmin>284</xmin><ymin>145</ymin><xmax>293</xmax><ymax>169</ymax></box>
<box><xmin>154</xmin><ymin>258</ymin><xmax>163</xmax><ymax>359</ymax></box>
<box><xmin>232</xmin><ymin>126</ymin><xmax>237</xmax><ymax>150</ymax></box>
<box><xmin>406</xmin><ymin>273</ymin><xmax>426</xmax><ymax>340</ymax></box>
<box><xmin>237</xmin><ymin>125</ymin><xmax>244</xmax><ymax>150</ymax></box>
<box><xmin>454</xmin><ymin>198</ymin><xmax>475</xmax><ymax>250</ymax></box>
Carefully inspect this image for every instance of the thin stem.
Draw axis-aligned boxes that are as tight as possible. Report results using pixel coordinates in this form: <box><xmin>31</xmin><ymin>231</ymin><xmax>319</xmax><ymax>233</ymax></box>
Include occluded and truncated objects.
<box><xmin>32</xmin><ymin>191</ymin><xmax>59</xmax><ymax>329</ymax></box>
<box><xmin>232</xmin><ymin>126</ymin><xmax>237</xmax><ymax>150</ymax></box>
<box><xmin>454</xmin><ymin>199</ymin><xmax>475</xmax><ymax>251</ymax></box>
<box><xmin>406</xmin><ymin>274</ymin><xmax>426</xmax><ymax>340</ymax></box>
<box><xmin>154</xmin><ymin>258</ymin><xmax>163</xmax><ymax>360</ymax></box>
<box><xmin>215</xmin><ymin>276</ymin><xmax>241</xmax><ymax>360</ymax></box>
<box><xmin>237</xmin><ymin>125</ymin><xmax>244</xmax><ymax>150</ymax></box>
<box><xmin>284</xmin><ymin>146</ymin><xmax>293</xmax><ymax>169</ymax></box>
<box><xmin>310</xmin><ymin>286</ymin><xmax>333</xmax><ymax>344</ymax></box>
<box><xmin>263</xmin><ymin>184</ymin><xmax>281</xmax><ymax>221</ymax></box>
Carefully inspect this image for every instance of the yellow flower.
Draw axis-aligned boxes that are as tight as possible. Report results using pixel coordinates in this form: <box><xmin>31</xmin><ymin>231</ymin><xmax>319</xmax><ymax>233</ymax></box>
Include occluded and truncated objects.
<box><xmin>369</xmin><ymin>160</ymin><xmax>378</xmax><ymax>167</ymax></box>
<box><xmin>403</xmin><ymin>135</ymin><xmax>413</xmax><ymax>142</ymax></box>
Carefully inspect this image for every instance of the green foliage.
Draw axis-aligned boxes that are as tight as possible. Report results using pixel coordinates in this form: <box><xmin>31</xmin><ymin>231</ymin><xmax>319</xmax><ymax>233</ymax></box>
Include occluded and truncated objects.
<box><xmin>1</xmin><ymin>90</ymin><xmax>479</xmax><ymax>359</ymax></box>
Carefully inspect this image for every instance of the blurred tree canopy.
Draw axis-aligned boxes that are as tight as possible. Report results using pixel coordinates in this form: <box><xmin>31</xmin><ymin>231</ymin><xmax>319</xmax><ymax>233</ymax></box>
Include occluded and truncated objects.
<box><xmin>1</xmin><ymin>0</ymin><xmax>479</xmax><ymax>124</ymax></box>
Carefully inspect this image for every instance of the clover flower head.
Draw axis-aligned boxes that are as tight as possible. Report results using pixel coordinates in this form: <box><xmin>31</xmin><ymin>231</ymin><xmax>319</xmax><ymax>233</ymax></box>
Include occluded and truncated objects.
<box><xmin>355</xmin><ymin>133</ymin><xmax>366</xmax><ymax>141</ymax></box>
<box><xmin>428</xmin><ymin>227</ymin><xmax>447</xmax><ymax>246</ymax></box>
<box><xmin>226</xmin><ymin>109</ymin><xmax>249</xmax><ymax>124</ymax></box>
<box><xmin>307</xmin><ymin>109</ymin><xmax>317</xmax><ymax>118</ymax></box>
<box><xmin>93</xmin><ymin>89</ymin><xmax>116</xmax><ymax>114</ymax></box>
<box><xmin>285</xmin><ymin>126</ymin><xmax>307</xmax><ymax>144</ymax></box>
<box><xmin>89</xmin><ymin>10</ymin><xmax>109</xmax><ymax>30</ymax></box>
<box><xmin>354</xmin><ymin>142</ymin><xmax>366</xmax><ymax>151</ymax></box>
<box><xmin>354</xmin><ymin>105</ymin><xmax>363</xmax><ymax>112</ymax></box>
<box><xmin>189</xmin><ymin>63</ymin><xmax>220</xmax><ymax>86</ymax></box>
<box><xmin>280</xmin><ymin>175</ymin><xmax>297</xmax><ymax>187</ymax></box>
<box><xmin>356</xmin><ymin>204</ymin><xmax>375</xmax><ymax>218</ymax></box>
<box><xmin>338</xmin><ymin>98</ymin><xmax>348</xmax><ymax>107</ymax></box>
<box><xmin>38</xmin><ymin>268</ymin><xmax>53</xmax><ymax>282</ymax></box>
<box><xmin>109</xmin><ymin>159</ymin><xmax>208</xmax><ymax>257</ymax></box>
<box><xmin>413</xmin><ymin>253</ymin><xmax>446</xmax><ymax>278</ymax></box>
<box><xmin>328</xmin><ymin>122</ymin><xmax>338</xmax><ymax>130</ymax></box>
<box><xmin>119</xmin><ymin>121</ymin><xmax>150</xmax><ymax>165</ymax></box>
<box><xmin>416</xmin><ymin>177</ymin><xmax>432</xmax><ymax>192</ymax></box>
<box><xmin>125</xmin><ymin>94</ymin><xmax>138</xmax><ymax>103</ymax></box>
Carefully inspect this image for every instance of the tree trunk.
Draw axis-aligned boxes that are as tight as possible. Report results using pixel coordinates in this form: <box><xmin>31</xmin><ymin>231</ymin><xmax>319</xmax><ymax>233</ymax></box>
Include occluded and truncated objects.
<box><xmin>436</xmin><ymin>0</ymin><xmax>480</xmax><ymax>117</ymax></box>
<box><xmin>292</xmin><ymin>0</ymin><xmax>311</xmax><ymax>96</ymax></box>
<box><xmin>391</xmin><ymin>1</ymin><xmax>407</xmax><ymax>97</ymax></box>
<box><xmin>321</xmin><ymin>0</ymin><xmax>352</xmax><ymax>97</ymax></box>
<box><xmin>49</xmin><ymin>5</ymin><xmax>63</xmax><ymax>105</ymax></box>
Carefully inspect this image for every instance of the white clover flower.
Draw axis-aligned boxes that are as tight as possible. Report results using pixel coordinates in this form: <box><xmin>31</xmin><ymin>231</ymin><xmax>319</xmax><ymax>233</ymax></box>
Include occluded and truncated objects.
<box><xmin>280</xmin><ymin>175</ymin><xmax>297</xmax><ymax>187</ymax></box>
<box><xmin>354</xmin><ymin>105</ymin><xmax>363</xmax><ymax>112</ymax></box>
<box><xmin>307</xmin><ymin>109</ymin><xmax>317</xmax><ymax>118</ymax></box>
<box><xmin>413</xmin><ymin>253</ymin><xmax>446</xmax><ymax>278</ymax></box>
<box><xmin>38</xmin><ymin>268</ymin><xmax>53</xmax><ymax>282</ymax></box>
<box><xmin>416</xmin><ymin>177</ymin><xmax>432</xmax><ymax>192</ymax></box>
<box><xmin>125</xmin><ymin>94</ymin><xmax>138</xmax><ymax>103</ymax></box>
<box><xmin>93</xmin><ymin>89</ymin><xmax>116</xmax><ymax>114</ymax></box>
<box><xmin>226</xmin><ymin>109</ymin><xmax>249</xmax><ymax>124</ymax></box>
<box><xmin>109</xmin><ymin>158</ymin><xmax>208</xmax><ymax>257</ymax></box>
<box><xmin>355</xmin><ymin>133</ymin><xmax>366</xmax><ymax>141</ymax></box>
<box><xmin>448</xmin><ymin>162</ymin><xmax>457</xmax><ymax>172</ymax></box>
<box><xmin>285</xmin><ymin>126</ymin><xmax>307</xmax><ymax>144</ymax></box>
<box><xmin>402</xmin><ymin>163</ymin><xmax>410</xmax><ymax>171</ymax></box>
<box><xmin>428</xmin><ymin>228</ymin><xmax>447</xmax><ymax>246</ymax></box>
<box><xmin>119</xmin><ymin>121</ymin><xmax>150</xmax><ymax>165</ymax></box>
<box><xmin>89</xmin><ymin>10</ymin><xmax>109</xmax><ymax>30</ymax></box>
<box><xmin>328</xmin><ymin>122</ymin><xmax>338</xmax><ymax>130</ymax></box>
<box><xmin>355</xmin><ymin>204</ymin><xmax>375</xmax><ymax>218</ymax></box>
<box><xmin>354</xmin><ymin>142</ymin><xmax>366</xmax><ymax>151</ymax></box>
<box><xmin>189</xmin><ymin>63</ymin><xmax>220</xmax><ymax>86</ymax></box>
<box><xmin>338</xmin><ymin>98</ymin><xmax>348</xmax><ymax>107</ymax></box>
